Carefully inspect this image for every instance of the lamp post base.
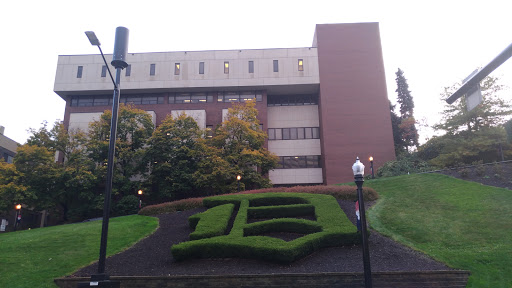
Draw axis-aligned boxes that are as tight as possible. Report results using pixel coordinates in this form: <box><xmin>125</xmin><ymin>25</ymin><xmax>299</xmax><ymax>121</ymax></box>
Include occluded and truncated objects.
<box><xmin>77</xmin><ymin>274</ymin><xmax>120</xmax><ymax>288</ymax></box>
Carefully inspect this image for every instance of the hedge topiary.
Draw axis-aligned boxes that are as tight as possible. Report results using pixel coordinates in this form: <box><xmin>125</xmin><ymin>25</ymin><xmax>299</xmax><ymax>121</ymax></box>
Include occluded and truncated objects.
<box><xmin>171</xmin><ymin>193</ymin><xmax>359</xmax><ymax>263</ymax></box>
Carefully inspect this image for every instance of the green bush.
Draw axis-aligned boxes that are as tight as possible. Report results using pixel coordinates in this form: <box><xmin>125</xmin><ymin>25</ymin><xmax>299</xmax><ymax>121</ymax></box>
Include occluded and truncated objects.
<box><xmin>377</xmin><ymin>154</ymin><xmax>431</xmax><ymax>177</ymax></box>
<box><xmin>114</xmin><ymin>195</ymin><xmax>139</xmax><ymax>216</ymax></box>
<box><xmin>171</xmin><ymin>193</ymin><xmax>359</xmax><ymax>263</ymax></box>
<box><xmin>188</xmin><ymin>204</ymin><xmax>234</xmax><ymax>240</ymax></box>
<box><xmin>138</xmin><ymin>197</ymin><xmax>203</xmax><ymax>216</ymax></box>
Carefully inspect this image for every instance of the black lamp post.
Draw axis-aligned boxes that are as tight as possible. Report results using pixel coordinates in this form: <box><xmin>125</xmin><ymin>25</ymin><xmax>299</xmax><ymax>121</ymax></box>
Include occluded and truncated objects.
<box><xmin>137</xmin><ymin>190</ymin><xmax>143</xmax><ymax>210</ymax></box>
<box><xmin>14</xmin><ymin>204</ymin><xmax>21</xmax><ymax>231</ymax></box>
<box><xmin>369</xmin><ymin>156</ymin><xmax>375</xmax><ymax>179</ymax></box>
<box><xmin>352</xmin><ymin>157</ymin><xmax>372</xmax><ymax>288</ymax></box>
<box><xmin>236</xmin><ymin>175</ymin><xmax>242</xmax><ymax>193</ymax></box>
<box><xmin>78</xmin><ymin>27</ymin><xmax>129</xmax><ymax>288</ymax></box>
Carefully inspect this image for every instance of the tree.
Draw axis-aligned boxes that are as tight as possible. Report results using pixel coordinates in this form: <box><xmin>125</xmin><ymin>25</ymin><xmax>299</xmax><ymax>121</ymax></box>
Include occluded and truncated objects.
<box><xmin>145</xmin><ymin>114</ymin><xmax>204</xmax><ymax>201</ymax></box>
<box><xmin>211</xmin><ymin>100</ymin><xmax>279</xmax><ymax>190</ymax></box>
<box><xmin>87</xmin><ymin>104</ymin><xmax>154</xmax><ymax>202</ymax></box>
<box><xmin>389</xmin><ymin>101</ymin><xmax>405</xmax><ymax>155</ymax></box>
<box><xmin>0</xmin><ymin>160</ymin><xmax>30</xmax><ymax>214</ymax></box>
<box><xmin>418</xmin><ymin>76</ymin><xmax>512</xmax><ymax>167</ymax></box>
<box><xmin>395</xmin><ymin>68</ymin><xmax>419</xmax><ymax>151</ymax></box>
<box><xmin>435</xmin><ymin>76</ymin><xmax>512</xmax><ymax>134</ymax></box>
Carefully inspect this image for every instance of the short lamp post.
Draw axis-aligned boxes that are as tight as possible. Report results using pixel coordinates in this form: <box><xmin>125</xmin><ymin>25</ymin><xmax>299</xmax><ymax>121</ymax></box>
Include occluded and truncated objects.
<box><xmin>78</xmin><ymin>27</ymin><xmax>129</xmax><ymax>288</ymax></box>
<box><xmin>14</xmin><ymin>204</ymin><xmax>21</xmax><ymax>231</ymax></box>
<box><xmin>352</xmin><ymin>157</ymin><xmax>373</xmax><ymax>288</ymax></box>
<box><xmin>369</xmin><ymin>156</ymin><xmax>375</xmax><ymax>179</ymax></box>
<box><xmin>137</xmin><ymin>190</ymin><xmax>143</xmax><ymax>210</ymax></box>
<box><xmin>236</xmin><ymin>175</ymin><xmax>242</xmax><ymax>193</ymax></box>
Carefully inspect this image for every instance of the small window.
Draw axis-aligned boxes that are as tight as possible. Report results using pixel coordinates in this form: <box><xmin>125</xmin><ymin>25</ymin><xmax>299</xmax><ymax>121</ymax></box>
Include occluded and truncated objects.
<box><xmin>199</xmin><ymin>62</ymin><xmax>204</xmax><ymax>74</ymax></box>
<box><xmin>273</xmin><ymin>60</ymin><xmax>278</xmax><ymax>72</ymax></box>
<box><xmin>125</xmin><ymin>64</ymin><xmax>131</xmax><ymax>76</ymax></box>
<box><xmin>249</xmin><ymin>61</ymin><xmax>254</xmax><ymax>73</ymax></box>
<box><xmin>174</xmin><ymin>63</ymin><xmax>180</xmax><ymax>75</ymax></box>
<box><xmin>206</xmin><ymin>125</ymin><xmax>213</xmax><ymax>138</ymax></box>
<box><xmin>268</xmin><ymin>128</ymin><xmax>275</xmax><ymax>140</ymax></box>
<box><xmin>168</xmin><ymin>96</ymin><xmax>175</xmax><ymax>104</ymax></box>
<box><xmin>77</xmin><ymin>66</ymin><xmax>83</xmax><ymax>78</ymax></box>
<box><xmin>297</xmin><ymin>128</ymin><xmax>305</xmax><ymax>139</ymax></box>
<box><xmin>94</xmin><ymin>97</ymin><xmax>109</xmax><ymax>106</ymax></box>
<box><xmin>305</xmin><ymin>127</ymin><xmax>313</xmax><ymax>139</ymax></box>
<box><xmin>282</xmin><ymin>128</ymin><xmax>290</xmax><ymax>140</ymax></box>
<box><xmin>224</xmin><ymin>61</ymin><xmax>229</xmax><ymax>74</ymax></box>
<box><xmin>312</xmin><ymin>127</ymin><xmax>320</xmax><ymax>139</ymax></box>
<box><xmin>207</xmin><ymin>95</ymin><xmax>213</xmax><ymax>103</ymax></box>
<box><xmin>259</xmin><ymin>124</ymin><xmax>263</xmax><ymax>130</ymax></box>
<box><xmin>275</xmin><ymin>129</ymin><xmax>282</xmax><ymax>140</ymax></box>
<box><xmin>256</xmin><ymin>92</ymin><xmax>263</xmax><ymax>102</ymax></box>
<box><xmin>150</xmin><ymin>64</ymin><xmax>156</xmax><ymax>76</ymax></box>
<box><xmin>101</xmin><ymin>65</ymin><xmax>107</xmax><ymax>77</ymax></box>
<box><xmin>298</xmin><ymin>59</ymin><xmax>304</xmax><ymax>71</ymax></box>
<box><xmin>290</xmin><ymin>128</ymin><xmax>298</xmax><ymax>140</ymax></box>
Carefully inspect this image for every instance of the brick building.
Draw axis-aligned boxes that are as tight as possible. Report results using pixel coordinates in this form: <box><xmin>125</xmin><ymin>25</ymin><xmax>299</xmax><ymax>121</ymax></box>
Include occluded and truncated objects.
<box><xmin>0</xmin><ymin>126</ymin><xmax>18</xmax><ymax>164</ymax></box>
<box><xmin>53</xmin><ymin>22</ymin><xmax>395</xmax><ymax>185</ymax></box>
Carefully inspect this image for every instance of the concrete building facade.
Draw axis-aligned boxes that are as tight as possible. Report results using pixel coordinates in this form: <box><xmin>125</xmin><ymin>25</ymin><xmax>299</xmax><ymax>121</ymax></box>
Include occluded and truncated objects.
<box><xmin>53</xmin><ymin>22</ymin><xmax>395</xmax><ymax>185</ymax></box>
<box><xmin>0</xmin><ymin>126</ymin><xmax>19</xmax><ymax>164</ymax></box>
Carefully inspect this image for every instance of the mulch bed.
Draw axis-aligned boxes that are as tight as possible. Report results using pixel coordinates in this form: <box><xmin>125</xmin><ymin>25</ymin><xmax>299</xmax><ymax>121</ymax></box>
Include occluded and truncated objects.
<box><xmin>72</xmin><ymin>199</ymin><xmax>449</xmax><ymax>277</ymax></box>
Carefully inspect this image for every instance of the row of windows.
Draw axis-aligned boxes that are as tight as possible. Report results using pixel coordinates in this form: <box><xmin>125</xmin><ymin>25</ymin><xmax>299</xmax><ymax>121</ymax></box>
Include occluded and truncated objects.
<box><xmin>77</xmin><ymin>59</ymin><xmax>305</xmax><ymax>78</ymax></box>
<box><xmin>70</xmin><ymin>95</ymin><xmax>165</xmax><ymax>107</ymax></box>
<box><xmin>268</xmin><ymin>127</ymin><xmax>320</xmax><ymax>140</ymax></box>
<box><xmin>267</xmin><ymin>95</ymin><xmax>318</xmax><ymax>106</ymax></box>
<box><xmin>275</xmin><ymin>155</ymin><xmax>321</xmax><ymax>169</ymax></box>
<box><xmin>70</xmin><ymin>91</ymin><xmax>264</xmax><ymax>107</ymax></box>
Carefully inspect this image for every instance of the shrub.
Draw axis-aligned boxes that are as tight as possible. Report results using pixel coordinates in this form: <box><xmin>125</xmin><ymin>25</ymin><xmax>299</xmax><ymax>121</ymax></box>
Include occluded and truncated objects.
<box><xmin>188</xmin><ymin>204</ymin><xmax>234</xmax><ymax>240</ymax></box>
<box><xmin>140</xmin><ymin>185</ymin><xmax>378</xmax><ymax>216</ymax></box>
<box><xmin>171</xmin><ymin>193</ymin><xmax>359</xmax><ymax>263</ymax></box>
<box><xmin>138</xmin><ymin>197</ymin><xmax>203</xmax><ymax>216</ymax></box>
<box><xmin>475</xmin><ymin>165</ymin><xmax>486</xmax><ymax>176</ymax></box>
<box><xmin>377</xmin><ymin>154</ymin><xmax>431</xmax><ymax>177</ymax></box>
<box><xmin>114</xmin><ymin>195</ymin><xmax>139</xmax><ymax>216</ymax></box>
<box><xmin>459</xmin><ymin>168</ymin><xmax>470</xmax><ymax>178</ymax></box>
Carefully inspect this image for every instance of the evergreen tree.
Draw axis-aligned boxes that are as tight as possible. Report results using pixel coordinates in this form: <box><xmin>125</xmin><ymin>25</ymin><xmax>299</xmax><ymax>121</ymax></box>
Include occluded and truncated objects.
<box><xmin>395</xmin><ymin>68</ymin><xmax>419</xmax><ymax>151</ymax></box>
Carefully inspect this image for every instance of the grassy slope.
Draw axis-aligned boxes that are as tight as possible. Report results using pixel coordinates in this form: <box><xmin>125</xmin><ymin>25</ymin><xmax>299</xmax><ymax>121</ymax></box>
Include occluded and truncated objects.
<box><xmin>366</xmin><ymin>174</ymin><xmax>512</xmax><ymax>288</ymax></box>
<box><xmin>0</xmin><ymin>215</ymin><xmax>158</xmax><ymax>288</ymax></box>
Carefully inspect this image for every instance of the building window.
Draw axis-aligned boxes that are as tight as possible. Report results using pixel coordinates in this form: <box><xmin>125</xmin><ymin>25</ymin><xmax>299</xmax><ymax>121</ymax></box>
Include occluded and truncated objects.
<box><xmin>267</xmin><ymin>94</ymin><xmax>318</xmax><ymax>106</ymax></box>
<box><xmin>298</xmin><ymin>59</ymin><xmax>304</xmax><ymax>71</ymax></box>
<box><xmin>224</xmin><ymin>61</ymin><xmax>229</xmax><ymax>74</ymax></box>
<box><xmin>169</xmin><ymin>93</ymin><xmax>213</xmax><ymax>104</ymax></box>
<box><xmin>199</xmin><ymin>62</ymin><xmax>204</xmax><ymax>74</ymax></box>
<box><xmin>101</xmin><ymin>65</ymin><xmax>107</xmax><ymax>77</ymax></box>
<box><xmin>206</xmin><ymin>125</ymin><xmax>213</xmax><ymax>138</ymax></box>
<box><xmin>273</xmin><ymin>60</ymin><xmax>278</xmax><ymax>72</ymax></box>
<box><xmin>150</xmin><ymin>64</ymin><xmax>156</xmax><ymax>76</ymax></box>
<box><xmin>249</xmin><ymin>61</ymin><xmax>254</xmax><ymax>73</ymax></box>
<box><xmin>174</xmin><ymin>63</ymin><xmax>180</xmax><ymax>75</ymax></box>
<box><xmin>70</xmin><ymin>94</ymin><xmax>165</xmax><ymax>106</ymax></box>
<box><xmin>77</xmin><ymin>66</ymin><xmax>83</xmax><ymax>78</ymax></box>
<box><xmin>7</xmin><ymin>155</ymin><xmax>14</xmax><ymax>164</ymax></box>
<box><xmin>125</xmin><ymin>64</ymin><xmax>131</xmax><ymax>76</ymax></box>
<box><xmin>276</xmin><ymin>155</ymin><xmax>321</xmax><ymax>169</ymax></box>
<box><xmin>267</xmin><ymin>127</ymin><xmax>320</xmax><ymax>140</ymax></box>
<box><xmin>217</xmin><ymin>91</ymin><xmax>263</xmax><ymax>102</ymax></box>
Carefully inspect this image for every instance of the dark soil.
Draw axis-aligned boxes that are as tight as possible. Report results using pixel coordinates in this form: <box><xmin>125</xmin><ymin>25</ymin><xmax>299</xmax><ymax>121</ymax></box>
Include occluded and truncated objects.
<box><xmin>436</xmin><ymin>161</ymin><xmax>512</xmax><ymax>190</ymax></box>
<box><xmin>72</xmin><ymin>199</ymin><xmax>449</xmax><ymax>277</ymax></box>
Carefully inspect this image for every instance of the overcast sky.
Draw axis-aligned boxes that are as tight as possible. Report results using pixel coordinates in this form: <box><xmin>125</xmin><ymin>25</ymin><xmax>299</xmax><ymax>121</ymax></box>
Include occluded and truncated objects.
<box><xmin>1</xmin><ymin>0</ymin><xmax>511</xmax><ymax>144</ymax></box>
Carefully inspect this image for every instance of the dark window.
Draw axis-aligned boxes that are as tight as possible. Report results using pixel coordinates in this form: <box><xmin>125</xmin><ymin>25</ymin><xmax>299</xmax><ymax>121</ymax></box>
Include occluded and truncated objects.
<box><xmin>175</xmin><ymin>63</ymin><xmax>180</xmax><ymax>75</ymax></box>
<box><xmin>298</xmin><ymin>59</ymin><xmax>304</xmax><ymax>71</ymax></box>
<box><xmin>249</xmin><ymin>61</ymin><xmax>254</xmax><ymax>73</ymax></box>
<box><xmin>77</xmin><ymin>66</ymin><xmax>83</xmax><ymax>78</ymax></box>
<box><xmin>78</xmin><ymin>96</ymin><xmax>94</xmax><ymax>107</ymax></box>
<box><xmin>275</xmin><ymin>129</ymin><xmax>282</xmax><ymax>140</ymax></box>
<box><xmin>94</xmin><ymin>97</ymin><xmax>109</xmax><ymax>106</ymax></box>
<box><xmin>256</xmin><ymin>92</ymin><xmax>263</xmax><ymax>102</ymax></box>
<box><xmin>150</xmin><ymin>64</ymin><xmax>156</xmax><ymax>76</ymax></box>
<box><xmin>199</xmin><ymin>62</ymin><xmax>204</xmax><ymax>74</ymax></box>
<box><xmin>305</xmin><ymin>127</ymin><xmax>312</xmax><ymax>139</ymax></box>
<box><xmin>273</xmin><ymin>60</ymin><xmax>279</xmax><ymax>72</ymax></box>
<box><xmin>71</xmin><ymin>97</ymin><xmax>79</xmax><ymax>106</ymax></box>
<box><xmin>259</xmin><ymin>124</ymin><xmax>263</xmax><ymax>130</ymax></box>
<box><xmin>224</xmin><ymin>61</ymin><xmax>229</xmax><ymax>74</ymax></box>
<box><xmin>268</xmin><ymin>128</ymin><xmax>275</xmax><ymax>140</ymax></box>
<box><xmin>207</xmin><ymin>95</ymin><xmax>213</xmax><ymax>103</ymax></box>
<box><xmin>276</xmin><ymin>155</ymin><xmax>321</xmax><ymax>169</ymax></box>
<box><xmin>125</xmin><ymin>64</ymin><xmax>131</xmax><ymax>76</ymax></box>
<box><xmin>290</xmin><ymin>128</ymin><xmax>298</xmax><ymax>140</ymax></box>
<box><xmin>126</xmin><ymin>97</ymin><xmax>142</xmax><ymax>104</ymax></box>
<box><xmin>240</xmin><ymin>92</ymin><xmax>255</xmax><ymax>102</ymax></box>
<box><xmin>191</xmin><ymin>94</ymin><xmax>207</xmax><ymax>103</ymax></box>
<box><xmin>141</xmin><ymin>96</ymin><xmax>163</xmax><ymax>105</ymax></box>
<box><xmin>175</xmin><ymin>94</ymin><xmax>191</xmax><ymax>103</ymax></box>
<box><xmin>101</xmin><ymin>65</ymin><xmax>107</xmax><ymax>77</ymax></box>
<box><xmin>306</xmin><ymin>155</ymin><xmax>321</xmax><ymax>168</ymax></box>
<box><xmin>297</xmin><ymin>127</ymin><xmax>305</xmax><ymax>139</ymax></box>
<box><xmin>312</xmin><ymin>127</ymin><xmax>320</xmax><ymax>139</ymax></box>
<box><xmin>169</xmin><ymin>96</ymin><xmax>175</xmax><ymax>104</ymax></box>
<box><xmin>206</xmin><ymin>125</ymin><xmax>213</xmax><ymax>138</ymax></box>
<box><xmin>282</xmin><ymin>128</ymin><xmax>290</xmax><ymax>140</ymax></box>
<box><xmin>267</xmin><ymin>94</ymin><xmax>318</xmax><ymax>106</ymax></box>
<box><xmin>224</xmin><ymin>92</ymin><xmax>239</xmax><ymax>102</ymax></box>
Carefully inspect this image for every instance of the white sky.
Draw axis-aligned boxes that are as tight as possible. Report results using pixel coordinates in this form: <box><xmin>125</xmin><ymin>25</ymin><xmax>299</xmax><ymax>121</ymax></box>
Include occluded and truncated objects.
<box><xmin>1</xmin><ymin>0</ymin><xmax>511</xmax><ymax>144</ymax></box>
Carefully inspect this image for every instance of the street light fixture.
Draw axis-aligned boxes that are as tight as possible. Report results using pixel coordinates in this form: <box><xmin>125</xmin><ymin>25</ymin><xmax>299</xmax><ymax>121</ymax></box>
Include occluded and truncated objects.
<box><xmin>137</xmin><ymin>190</ymin><xmax>143</xmax><ymax>210</ymax></box>
<box><xmin>79</xmin><ymin>27</ymin><xmax>129</xmax><ymax>288</ymax></box>
<box><xmin>237</xmin><ymin>175</ymin><xmax>242</xmax><ymax>193</ymax></box>
<box><xmin>14</xmin><ymin>204</ymin><xmax>21</xmax><ymax>231</ymax></box>
<box><xmin>352</xmin><ymin>157</ymin><xmax>372</xmax><ymax>288</ymax></box>
<box><xmin>369</xmin><ymin>156</ymin><xmax>375</xmax><ymax>179</ymax></box>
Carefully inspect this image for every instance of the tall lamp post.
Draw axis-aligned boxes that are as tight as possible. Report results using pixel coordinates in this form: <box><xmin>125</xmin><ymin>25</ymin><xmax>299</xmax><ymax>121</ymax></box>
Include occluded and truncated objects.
<box><xmin>14</xmin><ymin>204</ymin><xmax>21</xmax><ymax>231</ymax></box>
<box><xmin>352</xmin><ymin>157</ymin><xmax>372</xmax><ymax>288</ymax></box>
<box><xmin>80</xmin><ymin>27</ymin><xmax>129</xmax><ymax>288</ymax></box>
<box><xmin>137</xmin><ymin>190</ymin><xmax>143</xmax><ymax>210</ymax></box>
<box><xmin>236</xmin><ymin>175</ymin><xmax>242</xmax><ymax>193</ymax></box>
<box><xmin>369</xmin><ymin>156</ymin><xmax>375</xmax><ymax>179</ymax></box>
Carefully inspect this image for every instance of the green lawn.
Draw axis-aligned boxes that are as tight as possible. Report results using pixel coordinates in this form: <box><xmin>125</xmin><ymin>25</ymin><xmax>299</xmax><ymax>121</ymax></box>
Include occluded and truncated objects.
<box><xmin>0</xmin><ymin>215</ymin><xmax>158</xmax><ymax>288</ymax></box>
<box><xmin>366</xmin><ymin>173</ymin><xmax>512</xmax><ymax>288</ymax></box>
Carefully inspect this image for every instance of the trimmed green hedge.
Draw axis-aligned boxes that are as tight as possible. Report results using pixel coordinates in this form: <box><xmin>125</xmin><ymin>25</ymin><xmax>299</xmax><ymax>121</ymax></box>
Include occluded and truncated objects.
<box><xmin>188</xmin><ymin>203</ymin><xmax>235</xmax><ymax>240</ymax></box>
<box><xmin>171</xmin><ymin>193</ymin><xmax>359</xmax><ymax>263</ymax></box>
